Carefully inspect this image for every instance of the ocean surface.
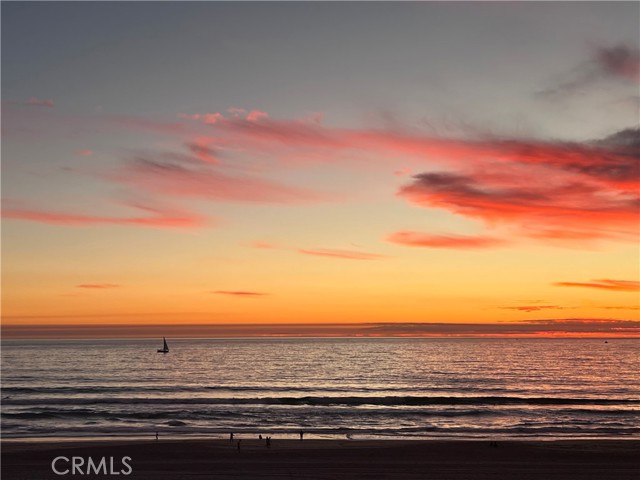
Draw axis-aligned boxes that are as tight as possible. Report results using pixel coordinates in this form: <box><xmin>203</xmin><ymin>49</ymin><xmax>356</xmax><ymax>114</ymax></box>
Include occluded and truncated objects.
<box><xmin>2</xmin><ymin>338</ymin><xmax>639</xmax><ymax>440</ymax></box>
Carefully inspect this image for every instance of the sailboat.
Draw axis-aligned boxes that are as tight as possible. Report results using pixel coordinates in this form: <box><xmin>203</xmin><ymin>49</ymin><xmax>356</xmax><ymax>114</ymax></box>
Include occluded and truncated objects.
<box><xmin>157</xmin><ymin>337</ymin><xmax>169</xmax><ymax>354</ymax></box>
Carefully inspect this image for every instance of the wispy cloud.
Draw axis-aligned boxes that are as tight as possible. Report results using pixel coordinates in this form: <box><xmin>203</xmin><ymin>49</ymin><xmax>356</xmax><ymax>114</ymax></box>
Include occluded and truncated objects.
<box><xmin>178</xmin><ymin>112</ymin><xmax>224</xmax><ymax>124</ymax></box>
<box><xmin>249</xmin><ymin>241</ymin><xmax>277</xmax><ymax>249</ymax></box>
<box><xmin>538</xmin><ymin>43</ymin><xmax>640</xmax><ymax>98</ymax></box>
<box><xmin>199</xmin><ymin>115</ymin><xmax>638</xmax><ymax>245</ymax></box>
<box><xmin>76</xmin><ymin>284</ymin><xmax>120</xmax><ymax>289</ymax></box>
<box><xmin>179</xmin><ymin>108</ymin><xmax>269</xmax><ymax>125</ymax></box>
<box><xmin>599</xmin><ymin>305</ymin><xmax>640</xmax><ymax>311</ymax></box>
<box><xmin>2</xmin><ymin>202</ymin><xmax>207</xmax><ymax>229</ymax></box>
<box><xmin>186</xmin><ymin>137</ymin><xmax>221</xmax><ymax>164</ymax></box>
<box><xmin>499</xmin><ymin>305</ymin><xmax>568</xmax><ymax>313</ymax></box>
<box><xmin>4</xmin><ymin>97</ymin><xmax>55</xmax><ymax>108</ymax></box>
<box><xmin>115</xmin><ymin>157</ymin><xmax>330</xmax><ymax>204</ymax></box>
<box><xmin>246</xmin><ymin>110</ymin><xmax>269</xmax><ymax>122</ymax></box>
<box><xmin>106</xmin><ymin>106</ymin><xmax>639</xmax><ymax>188</ymax></box>
<box><xmin>21</xmin><ymin>97</ymin><xmax>54</xmax><ymax>108</ymax></box>
<box><xmin>387</xmin><ymin>231</ymin><xmax>507</xmax><ymax>249</ymax></box>
<box><xmin>246</xmin><ymin>241</ymin><xmax>386</xmax><ymax>259</ymax></box>
<box><xmin>212</xmin><ymin>291</ymin><xmax>269</xmax><ymax>297</ymax></box>
<box><xmin>553</xmin><ymin>279</ymin><xmax>640</xmax><ymax>292</ymax></box>
<box><xmin>298</xmin><ymin>248</ymin><xmax>388</xmax><ymax>260</ymax></box>
<box><xmin>18</xmin><ymin>105</ymin><xmax>637</xmax><ymax>244</ymax></box>
<box><xmin>75</xmin><ymin>149</ymin><xmax>93</xmax><ymax>156</ymax></box>
<box><xmin>214</xmin><ymin>116</ymin><xmax>638</xmax><ymax>186</ymax></box>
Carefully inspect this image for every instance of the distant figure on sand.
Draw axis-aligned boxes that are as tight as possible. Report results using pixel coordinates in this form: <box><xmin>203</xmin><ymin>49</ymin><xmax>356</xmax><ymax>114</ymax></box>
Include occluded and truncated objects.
<box><xmin>155</xmin><ymin>431</ymin><xmax>158</xmax><ymax>441</ymax></box>
<box><xmin>266</xmin><ymin>436</ymin><xmax>271</xmax><ymax>448</ymax></box>
<box><xmin>230</xmin><ymin>432</ymin><xmax>234</xmax><ymax>442</ymax></box>
<box><xmin>259</xmin><ymin>434</ymin><xmax>262</xmax><ymax>440</ymax></box>
<box><xmin>299</xmin><ymin>431</ymin><xmax>304</xmax><ymax>441</ymax></box>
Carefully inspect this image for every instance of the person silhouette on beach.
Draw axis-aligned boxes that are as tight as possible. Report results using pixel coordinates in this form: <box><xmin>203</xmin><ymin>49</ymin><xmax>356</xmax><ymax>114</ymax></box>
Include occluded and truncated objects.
<box><xmin>266</xmin><ymin>436</ymin><xmax>271</xmax><ymax>448</ymax></box>
<box><xmin>259</xmin><ymin>434</ymin><xmax>262</xmax><ymax>440</ymax></box>
<box><xmin>299</xmin><ymin>431</ymin><xmax>304</xmax><ymax>441</ymax></box>
<box><xmin>230</xmin><ymin>432</ymin><xmax>234</xmax><ymax>442</ymax></box>
<box><xmin>155</xmin><ymin>431</ymin><xmax>158</xmax><ymax>441</ymax></box>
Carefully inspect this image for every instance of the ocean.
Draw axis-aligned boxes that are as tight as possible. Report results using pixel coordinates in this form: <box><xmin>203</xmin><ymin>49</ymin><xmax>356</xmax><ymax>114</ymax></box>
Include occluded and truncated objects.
<box><xmin>1</xmin><ymin>338</ymin><xmax>638</xmax><ymax>440</ymax></box>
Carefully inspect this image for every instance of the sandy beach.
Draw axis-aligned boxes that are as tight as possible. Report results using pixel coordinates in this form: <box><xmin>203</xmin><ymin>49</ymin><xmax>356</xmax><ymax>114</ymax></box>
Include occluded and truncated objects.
<box><xmin>2</xmin><ymin>438</ymin><xmax>639</xmax><ymax>480</ymax></box>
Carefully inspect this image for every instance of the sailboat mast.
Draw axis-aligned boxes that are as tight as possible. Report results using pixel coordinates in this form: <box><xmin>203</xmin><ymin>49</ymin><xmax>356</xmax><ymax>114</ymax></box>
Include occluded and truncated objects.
<box><xmin>158</xmin><ymin>337</ymin><xmax>169</xmax><ymax>353</ymax></box>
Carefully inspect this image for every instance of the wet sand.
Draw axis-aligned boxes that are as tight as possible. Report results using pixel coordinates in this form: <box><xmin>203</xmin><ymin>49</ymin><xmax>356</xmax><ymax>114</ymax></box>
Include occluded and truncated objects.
<box><xmin>2</xmin><ymin>438</ymin><xmax>639</xmax><ymax>479</ymax></box>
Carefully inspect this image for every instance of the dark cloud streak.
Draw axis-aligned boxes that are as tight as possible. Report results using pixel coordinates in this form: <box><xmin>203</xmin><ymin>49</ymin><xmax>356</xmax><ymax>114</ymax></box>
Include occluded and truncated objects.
<box><xmin>537</xmin><ymin>43</ymin><xmax>640</xmax><ymax>98</ymax></box>
<box><xmin>554</xmin><ymin>279</ymin><xmax>640</xmax><ymax>292</ymax></box>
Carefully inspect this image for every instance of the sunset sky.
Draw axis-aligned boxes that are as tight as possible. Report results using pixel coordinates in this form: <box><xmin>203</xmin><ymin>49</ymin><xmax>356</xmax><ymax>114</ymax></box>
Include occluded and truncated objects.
<box><xmin>2</xmin><ymin>2</ymin><xmax>639</xmax><ymax>337</ymax></box>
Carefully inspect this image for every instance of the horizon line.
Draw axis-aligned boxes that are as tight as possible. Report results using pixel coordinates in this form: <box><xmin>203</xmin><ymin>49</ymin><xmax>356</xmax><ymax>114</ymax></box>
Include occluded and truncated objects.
<box><xmin>2</xmin><ymin>320</ymin><xmax>638</xmax><ymax>339</ymax></box>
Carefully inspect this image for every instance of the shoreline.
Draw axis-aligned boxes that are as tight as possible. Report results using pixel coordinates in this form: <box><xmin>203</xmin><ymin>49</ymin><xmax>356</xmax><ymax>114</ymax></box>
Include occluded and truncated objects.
<box><xmin>3</xmin><ymin>438</ymin><xmax>639</xmax><ymax>479</ymax></box>
<box><xmin>3</xmin><ymin>433</ymin><xmax>640</xmax><ymax>443</ymax></box>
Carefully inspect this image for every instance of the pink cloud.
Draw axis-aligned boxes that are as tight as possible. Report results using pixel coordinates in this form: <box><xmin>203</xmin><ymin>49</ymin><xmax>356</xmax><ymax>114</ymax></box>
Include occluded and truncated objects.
<box><xmin>397</xmin><ymin>167</ymin><xmax>638</xmax><ymax>243</ymax></box>
<box><xmin>298</xmin><ymin>248</ymin><xmax>387</xmax><ymax>260</ymax></box>
<box><xmin>131</xmin><ymin>109</ymin><xmax>637</xmax><ymax>195</ymax></box>
<box><xmin>216</xmin><ymin>118</ymin><xmax>350</xmax><ymax>150</ymax></box>
<box><xmin>227</xmin><ymin>107</ymin><xmax>247</xmax><ymax>116</ymax></box>
<box><xmin>215</xmin><ymin>116</ymin><xmax>638</xmax><ymax>189</ymax></box>
<box><xmin>31</xmin><ymin>106</ymin><xmax>636</xmax><ymax>247</ymax></box>
<box><xmin>187</xmin><ymin>136</ymin><xmax>221</xmax><ymax>164</ymax></box>
<box><xmin>2</xmin><ymin>202</ymin><xmax>207</xmax><ymax>229</ymax></box>
<box><xmin>76</xmin><ymin>284</ymin><xmax>120</xmax><ymax>289</ymax></box>
<box><xmin>250</xmin><ymin>241</ymin><xmax>277</xmax><ymax>249</ymax></box>
<box><xmin>26</xmin><ymin>97</ymin><xmax>54</xmax><ymax>108</ymax></box>
<box><xmin>246</xmin><ymin>110</ymin><xmax>269</xmax><ymax>122</ymax></box>
<box><xmin>179</xmin><ymin>108</ymin><xmax>269</xmax><ymax>125</ymax></box>
<box><xmin>387</xmin><ymin>231</ymin><xmax>507</xmax><ymax>249</ymax></box>
<box><xmin>178</xmin><ymin>112</ymin><xmax>224</xmax><ymax>125</ymax></box>
<box><xmin>116</xmin><ymin>157</ymin><xmax>330</xmax><ymax>204</ymax></box>
<box><xmin>522</xmin><ymin>228</ymin><xmax>613</xmax><ymax>241</ymax></box>
<box><xmin>76</xmin><ymin>149</ymin><xmax>93</xmax><ymax>156</ymax></box>
<box><xmin>553</xmin><ymin>279</ymin><xmax>640</xmax><ymax>292</ymax></box>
